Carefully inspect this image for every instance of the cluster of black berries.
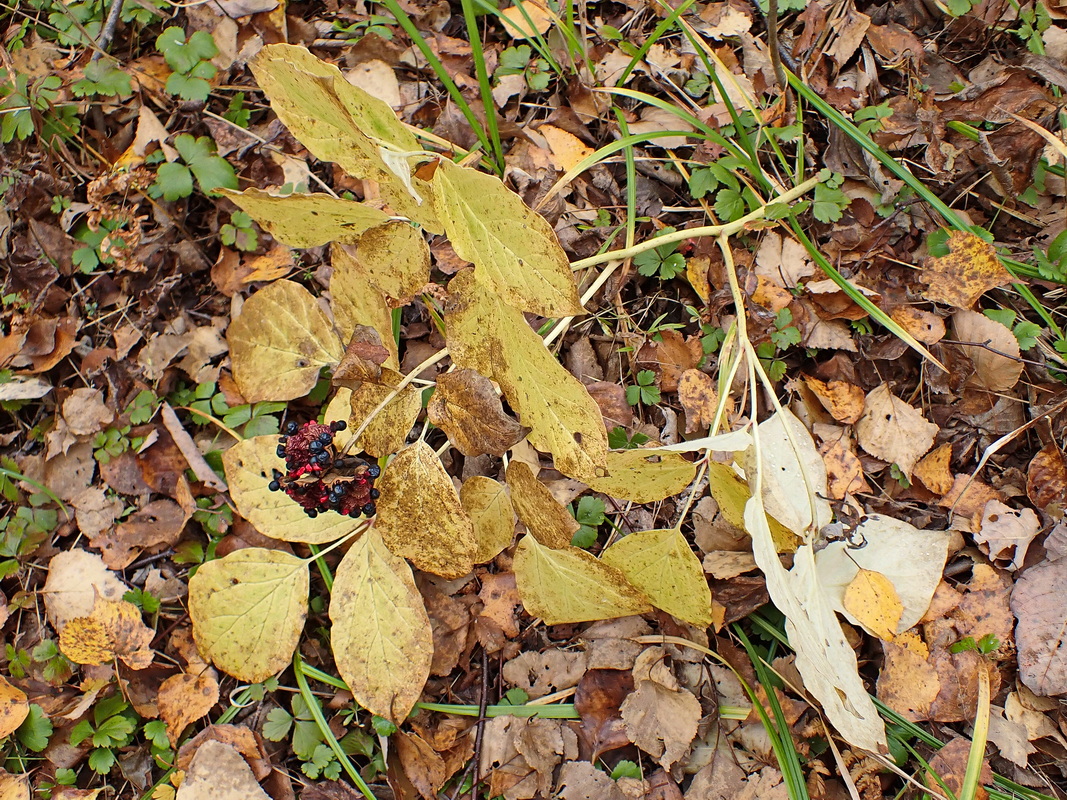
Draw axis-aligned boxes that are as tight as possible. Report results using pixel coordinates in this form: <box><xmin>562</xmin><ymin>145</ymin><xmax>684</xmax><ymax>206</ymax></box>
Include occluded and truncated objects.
<box><xmin>268</xmin><ymin>420</ymin><xmax>381</xmax><ymax>519</ymax></box>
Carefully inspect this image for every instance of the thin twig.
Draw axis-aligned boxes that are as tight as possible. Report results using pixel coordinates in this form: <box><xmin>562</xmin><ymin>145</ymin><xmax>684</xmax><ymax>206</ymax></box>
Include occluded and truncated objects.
<box><xmin>470</xmin><ymin>648</ymin><xmax>490</xmax><ymax>800</ymax></box>
<box><xmin>91</xmin><ymin>0</ymin><xmax>125</xmax><ymax>62</ymax></box>
<box><xmin>765</xmin><ymin>0</ymin><xmax>792</xmax><ymax>112</ymax></box>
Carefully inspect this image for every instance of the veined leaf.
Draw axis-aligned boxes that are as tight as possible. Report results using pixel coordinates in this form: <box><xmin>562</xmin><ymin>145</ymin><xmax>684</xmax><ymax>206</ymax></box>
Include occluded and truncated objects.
<box><xmin>338</xmin><ymin>220</ymin><xmax>431</xmax><ymax>307</ymax></box>
<box><xmin>445</xmin><ymin>271</ymin><xmax>608</xmax><ymax>481</ymax></box>
<box><xmin>189</xmin><ymin>548</ymin><xmax>309</xmax><ymax>683</ymax></box>
<box><xmin>223</xmin><ymin>188</ymin><xmax>390</xmax><ymax>247</ymax></box>
<box><xmin>330</xmin><ymin>529</ymin><xmax>433</xmax><ymax>722</ymax></box>
<box><xmin>461</xmin><ymin>476</ymin><xmax>516</xmax><ymax>563</ymax></box>
<box><xmin>514</xmin><ymin>535</ymin><xmax>651</xmax><ymax>624</ymax></box>
<box><xmin>228</xmin><ymin>280</ymin><xmax>343</xmax><ymax>403</ymax></box>
<box><xmin>505</xmin><ymin>461</ymin><xmax>578</xmax><ymax>549</ymax></box>
<box><xmin>601</xmin><ymin>529</ymin><xmax>712</xmax><ymax>627</ymax></box>
<box><xmin>331</xmin><ymin>244</ymin><xmax>399</xmax><ymax>370</ymax></box>
<box><xmin>588</xmin><ymin>449</ymin><xmax>696</xmax><ymax>503</ymax></box>
<box><xmin>433</xmin><ymin>158</ymin><xmax>584</xmax><ymax>317</ymax></box>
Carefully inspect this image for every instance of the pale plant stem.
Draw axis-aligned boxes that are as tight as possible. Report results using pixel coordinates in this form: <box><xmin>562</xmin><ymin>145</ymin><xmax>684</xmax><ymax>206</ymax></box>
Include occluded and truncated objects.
<box><xmin>300</xmin><ymin>523</ymin><xmax>369</xmax><ymax>564</ymax></box>
<box><xmin>672</xmin><ymin>456</ymin><xmax>709</xmax><ymax>532</ymax></box>
<box><xmin>570</xmin><ymin>178</ymin><xmax>818</xmax><ymax>271</ymax></box>
<box><xmin>544</xmin><ymin>259</ymin><xmax>622</xmax><ymax>347</ymax></box>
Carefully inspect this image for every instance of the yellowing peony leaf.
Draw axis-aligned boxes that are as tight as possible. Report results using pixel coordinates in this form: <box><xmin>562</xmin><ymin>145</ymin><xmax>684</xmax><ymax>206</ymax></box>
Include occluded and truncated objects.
<box><xmin>249</xmin><ymin>45</ymin><xmax>438</xmax><ymax>230</ymax></box>
<box><xmin>446</xmin><ymin>271</ymin><xmax>607</xmax><ymax>481</ymax></box>
<box><xmin>842</xmin><ymin>569</ymin><xmax>902</xmax><ymax>642</ymax></box>
<box><xmin>514</xmin><ymin>535</ymin><xmax>651</xmax><ymax>624</ymax></box>
<box><xmin>189</xmin><ymin>548</ymin><xmax>309</xmax><ymax>683</ymax></box>
<box><xmin>427</xmin><ymin>369</ymin><xmax>528</xmax><ymax>457</ymax></box>
<box><xmin>339</xmin><ymin>221</ymin><xmax>431</xmax><ymax>307</ymax></box>
<box><xmin>433</xmin><ymin>158</ymin><xmax>583</xmax><ymax>317</ymax></box>
<box><xmin>601</xmin><ymin>529</ymin><xmax>712</xmax><ymax>627</ymax></box>
<box><xmin>222</xmin><ymin>188</ymin><xmax>390</xmax><ymax>247</ymax></box>
<box><xmin>589</xmin><ymin>449</ymin><xmax>696</xmax><ymax>503</ymax></box>
<box><xmin>505</xmin><ymin>461</ymin><xmax>578</xmax><ymax>549</ymax></box>
<box><xmin>59</xmin><ymin>596</ymin><xmax>154</xmax><ymax>669</ymax></box>
<box><xmin>228</xmin><ymin>280</ymin><xmax>343</xmax><ymax>403</ymax></box>
<box><xmin>331</xmin><ymin>245</ymin><xmax>399</xmax><ymax>369</ymax></box>
<box><xmin>330</xmin><ymin>528</ymin><xmax>433</xmax><ymax>721</ymax></box>
<box><xmin>348</xmin><ymin>380</ymin><xmax>422</xmax><ymax>458</ymax></box>
<box><xmin>375</xmin><ymin>441</ymin><xmax>477</xmax><ymax>578</ymax></box>
<box><xmin>224</xmin><ymin>436</ymin><xmax>362</xmax><ymax>544</ymax></box>
<box><xmin>461</xmin><ymin>476</ymin><xmax>516</xmax><ymax>563</ymax></box>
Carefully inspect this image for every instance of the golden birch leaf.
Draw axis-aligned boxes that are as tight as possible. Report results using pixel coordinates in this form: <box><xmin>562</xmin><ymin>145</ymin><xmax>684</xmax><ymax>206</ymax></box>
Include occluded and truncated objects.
<box><xmin>188</xmin><ymin>548</ymin><xmax>309</xmax><ymax>683</ymax></box>
<box><xmin>461</xmin><ymin>476</ymin><xmax>516</xmax><ymax>563</ymax></box>
<box><xmin>222</xmin><ymin>188</ymin><xmax>390</xmax><ymax>247</ymax></box>
<box><xmin>601</xmin><ymin>529</ymin><xmax>713</xmax><ymax>627</ymax></box>
<box><xmin>341</xmin><ymin>221</ymin><xmax>431</xmax><ymax>307</ymax></box>
<box><xmin>588</xmin><ymin>449</ymin><xmax>696</xmax><ymax>503</ymax></box>
<box><xmin>922</xmin><ymin>230</ymin><xmax>1012</xmax><ymax>308</ymax></box>
<box><xmin>432</xmin><ymin>158</ymin><xmax>584</xmax><ymax>317</ymax></box>
<box><xmin>158</xmin><ymin>672</ymin><xmax>220</xmax><ymax>747</ymax></box>
<box><xmin>505</xmin><ymin>461</ymin><xmax>578</xmax><ymax>549</ymax></box>
<box><xmin>0</xmin><ymin>676</ymin><xmax>28</xmax><ymax>739</ymax></box>
<box><xmin>842</xmin><ymin>569</ymin><xmax>902</xmax><ymax>642</ymax></box>
<box><xmin>375</xmin><ymin>441</ymin><xmax>477</xmax><ymax>578</ymax></box>
<box><xmin>331</xmin><ymin>528</ymin><xmax>433</xmax><ymax>721</ymax></box>
<box><xmin>514</xmin><ymin>535</ymin><xmax>651</xmax><ymax>624</ymax></box>
<box><xmin>0</xmin><ymin>768</ymin><xmax>29</xmax><ymax>800</ymax></box>
<box><xmin>427</xmin><ymin>369</ymin><xmax>528</xmax><ymax>456</ymax></box>
<box><xmin>445</xmin><ymin>271</ymin><xmax>608</xmax><ymax>481</ymax></box>
<box><xmin>224</xmin><ymin>436</ymin><xmax>361</xmax><ymax>544</ymax></box>
<box><xmin>228</xmin><ymin>280</ymin><xmax>343</xmax><ymax>403</ymax></box>
<box><xmin>331</xmin><ymin>244</ymin><xmax>399</xmax><ymax>369</ymax></box>
<box><xmin>348</xmin><ymin>380</ymin><xmax>421</xmax><ymax>458</ymax></box>
<box><xmin>952</xmin><ymin>310</ymin><xmax>1023</xmax><ymax>392</ymax></box>
<box><xmin>59</xmin><ymin>597</ymin><xmax>154</xmax><ymax>669</ymax></box>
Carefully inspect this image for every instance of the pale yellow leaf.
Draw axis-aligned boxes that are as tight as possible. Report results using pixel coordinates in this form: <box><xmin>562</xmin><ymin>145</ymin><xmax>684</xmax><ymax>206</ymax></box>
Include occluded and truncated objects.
<box><xmin>842</xmin><ymin>569</ymin><xmax>902</xmax><ymax>642</ymax></box>
<box><xmin>506</xmin><ymin>461</ymin><xmax>578</xmax><ymax>549</ymax></box>
<box><xmin>330</xmin><ymin>528</ymin><xmax>433</xmax><ymax>721</ymax></box>
<box><xmin>855</xmin><ymin>383</ymin><xmax>938</xmax><ymax>478</ymax></box>
<box><xmin>188</xmin><ymin>548</ymin><xmax>308</xmax><ymax>683</ymax></box>
<box><xmin>446</xmin><ymin>271</ymin><xmax>608</xmax><ymax>481</ymax></box>
<box><xmin>706</xmin><ymin>462</ymin><xmax>799</xmax><ymax>553</ymax></box>
<box><xmin>601</xmin><ymin>528</ymin><xmax>712</xmax><ymax>627</ymax></box>
<box><xmin>222</xmin><ymin>188</ymin><xmax>390</xmax><ymax>247</ymax></box>
<box><xmin>330</xmin><ymin>244</ymin><xmax>399</xmax><ymax>368</ymax></box>
<box><xmin>347</xmin><ymin>380</ymin><xmax>421</xmax><ymax>458</ymax></box>
<box><xmin>514</xmin><ymin>535</ymin><xmax>651</xmax><ymax>624</ymax></box>
<box><xmin>42</xmin><ymin>549</ymin><xmax>128</xmax><ymax>632</ymax></box>
<box><xmin>462</xmin><ymin>476</ymin><xmax>517</xmax><ymax>563</ymax></box>
<box><xmin>588</xmin><ymin>449</ymin><xmax>695</xmax><ymax>503</ymax></box>
<box><xmin>374</xmin><ymin>441</ymin><xmax>477</xmax><ymax>578</ymax></box>
<box><xmin>250</xmin><ymin>44</ymin><xmax>438</xmax><ymax>230</ymax></box>
<box><xmin>224</xmin><ymin>435</ymin><xmax>362</xmax><ymax>544</ymax></box>
<box><xmin>340</xmin><ymin>220</ymin><xmax>430</xmax><ymax>306</ymax></box>
<box><xmin>175</xmin><ymin>740</ymin><xmax>270</xmax><ymax>800</ymax></box>
<box><xmin>0</xmin><ymin>769</ymin><xmax>29</xmax><ymax>800</ymax></box>
<box><xmin>0</xmin><ymin>676</ymin><xmax>28</xmax><ymax>739</ymax></box>
<box><xmin>433</xmin><ymin>159</ymin><xmax>583</xmax><ymax>317</ymax></box>
<box><xmin>227</xmin><ymin>279</ymin><xmax>343</xmax><ymax>403</ymax></box>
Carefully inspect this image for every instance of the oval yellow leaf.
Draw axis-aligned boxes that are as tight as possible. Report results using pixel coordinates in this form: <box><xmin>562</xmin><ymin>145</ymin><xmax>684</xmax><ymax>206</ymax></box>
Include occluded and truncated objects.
<box><xmin>331</xmin><ymin>245</ymin><xmax>400</xmax><ymax>370</ymax></box>
<box><xmin>461</xmin><ymin>476</ymin><xmax>516</xmax><ymax>563</ymax></box>
<box><xmin>601</xmin><ymin>529</ymin><xmax>712</xmax><ymax>627</ymax></box>
<box><xmin>223</xmin><ymin>188</ymin><xmax>390</xmax><ymax>247</ymax></box>
<box><xmin>227</xmin><ymin>280</ymin><xmax>343</xmax><ymax>403</ymax></box>
<box><xmin>0</xmin><ymin>675</ymin><xmax>28</xmax><ymax>739</ymax></box>
<box><xmin>514</xmin><ymin>535</ymin><xmax>651</xmax><ymax>624</ymax></box>
<box><xmin>331</xmin><ymin>529</ymin><xmax>433</xmax><ymax>721</ymax></box>
<box><xmin>843</xmin><ymin>568</ymin><xmax>903</xmax><ymax>642</ymax></box>
<box><xmin>589</xmin><ymin>449</ymin><xmax>696</xmax><ymax>503</ymax></box>
<box><xmin>224</xmin><ymin>436</ymin><xmax>362</xmax><ymax>544</ymax></box>
<box><xmin>339</xmin><ymin>220</ymin><xmax>430</xmax><ymax>307</ymax></box>
<box><xmin>506</xmin><ymin>461</ymin><xmax>578</xmax><ymax>549</ymax></box>
<box><xmin>189</xmin><ymin>548</ymin><xmax>309</xmax><ymax>683</ymax></box>
<box><xmin>348</xmin><ymin>380</ymin><xmax>421</xmax><ymax>458</ymax></box>
<box><xmin>433</xmin><ymin>159</ymin><xmax>583</xmax><ymax>317</ymax></box>
<box><xmin>375</xmin><ymin>441</ymin><xmax>477</xmax><ymax>578</ymax></box>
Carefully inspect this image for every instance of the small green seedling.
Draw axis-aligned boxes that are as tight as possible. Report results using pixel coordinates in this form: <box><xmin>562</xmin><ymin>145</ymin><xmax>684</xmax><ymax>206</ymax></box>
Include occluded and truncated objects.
<box><xmin>151</xmin><ymin>134</ymin><xmax>238</xmax><ymax>201</ymax></box>
<box><xmin>626</xmin><ymin>370</ymin><xmax>661</xmax><ymax>407</ymax></box>
<box><xmin>70</xmin><ymin>693</ymin><xmax>140</xmax><ymax>773</ymax></box>
<box><xmin>496</xmin><ymin>45</ymin><xmax>551</xmax><ymax>92</ymax></box>
<box><xmin>72</xmin><ymin>59</ymin><xmax>133</xmax><ymax>98</ymax></box>
<box><xmin>607</xmin><ymin>427</ymin><xmax>651</xmax><ymax>450</ymax></box>
<box><xmin>156</xmin><ymin>26</ymin><xmax>219</xmax><ymax>102</ymax></box>
<box><xmin>634</xmin><ymin>227</ymin><xmax>686</xmax><ymax>280</ymax></box>
<box><xmin>221</xmin><ymin>211</ymin><xmax>259</xmax><ymax>251</ymax></box>
<box><xmin>950</xmin><ymin>633</ymin><xmax>1000</xmax><ymax>655</ymax></box>
<box><xmin>570</xmin><ymin>495</ymin><xmax>606</xmax><ymax>548</ymax></box>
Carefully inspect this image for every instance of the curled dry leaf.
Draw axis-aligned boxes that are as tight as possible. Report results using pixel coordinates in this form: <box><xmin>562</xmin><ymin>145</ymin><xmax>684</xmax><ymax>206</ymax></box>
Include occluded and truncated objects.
<box><xmin>889</xmin><ymin>306</ymin><xmax>946</xmax><ymax>345</ymax></box>
<box><xmin>1011</xmin><ymin>556</ymin><xmax>1067</xmax><ymax>696</ymax></box>
<box><xmin>375</xmin><ymin>441</ymin><xmax>476</xmax><ymax>579</ymax></box>
<box><xmin>677</xmin><ymin>369</ymin><xmax>725</xmax><ymax>434</ymax></box>
<box><xmin>952</xmin><ymin>310</ymin><xmax>1022</xmax><ymax>392</ymax></box>
<box><xmin>619</xmin><ymin>677</ymin><xmax>701</xmax><ymax>770</ymax></box>
<box><xmin>802</xmin><ymin>375</ymin><xmax>865</xmax><ymax>424</ymax></box>
<box><xmin>601</xmin><ymin>529</ymin><xmax>713</xmax><ymax>627</ymax></box>
<box><xmin>461</xmin><ymin>476</ymin><xmax>516</xmax><ymax>563</ymax></box>
<box><xmin>706</xmin><ymin>461</ymin><xmax>799</xmax><ymax>553</ymax></box>
<box><xmin>855</xmin><ymin>383</ymin><xmax>938</xmax><ymax>478</ymax></box>
<box><xmin>330</xmin><ymin>528</ymin><xmax>433</xmax><ymax>721</ymax></box>
<box><xmin>188</xmin><ymin>548</ymin><xmax>309</xmax><ymax>683</ymax></box>
<box><xmin>1026</xmin><ymin>442</ymin><xmax>1067</xmax><ymax>512</ymax></box>
<box><xmin>159</xmin><ymin>672</ymin><xmax>221</xmax><ymax>747</ymax></box>
<box><xmin>505</xmin><ymin>460</ymin><xmax>579</xmax><ymax>549</ymax></box>
<box><xmin>332</xmin><ymin>325</ymin><xmax>391</xmax><ymax>386</ymax></box>
<box><xmin>59</xmin><ymin>596</ymin><xmax>154</xmax><ymax>669</ymax></box>
<box><xmin>513</xmin><ymin>535</ymin><xmax>651</xmax><ymax>624</ymax></box>
<box><xmin>587</xmin><ymin>448</ymin><xmax>696</xmax><ymax>504</ymax></box>
<box><xmin>914</xmin><ymin>443</ymin><xmax>954</xmax><ymax>495</ymax></box>
<box><xmin>976</xmin><ymin>501</ymin><xmax>1040</xmax><ymax>571</ymax></box>
<box><xmin>227</xmin><ymin>279</ymin><xmax>343</xmax><ymax>403</ymax></box>
<box><xmin>427</xmin><ymin>369</ymin><xmax>529</xmax><ymax>456</ymax></box>
<box><xmin>223</xmin><ymin>189</ymin><xmax>390</xmax><ymax>247</ymax></box>
<box><xmin>224</xmin><ymin>435</ymin><xmax>362</xmax><ymax>544</ymax></box>
<box><xmin>499</xmin><ymin>0</ymin><xmax>554</xmax><ymax>38</ymax></box>
<box><xmin>635</xmin><ymin>331</ymin><xmax>702</xmax><ymax>393</ymax></box>
<box><xmin>922</xmin><ymin>231</ymin><xmax>1012</xmax><ymax>309</ymax></box>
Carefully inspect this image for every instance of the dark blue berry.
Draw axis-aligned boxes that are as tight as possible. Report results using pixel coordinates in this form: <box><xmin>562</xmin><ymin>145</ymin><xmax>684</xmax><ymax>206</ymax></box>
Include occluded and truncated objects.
<box><xmin>332</xmin><ymin>420</ymin><xmax>347</xmax><ymax>431</ymax></box>
<box><xmin>268</xmin><ymin>480</ymin><xmax>280</xmax><ymax>492</ymax></box>
<box><xmin>310</xmin><ymin>440</ymin><xmax>323</xmax><ymax>453</ymax></box>
<box><xmin>369</xmin><ymin>488</ymin><xmax>380</xmax><ymax>499</ymax></box>
<box><xmin>276</xmin><ymin>445</ymin><xmax>287</xmax><ymax>457</ymax></box>
<box><xmin>319</xmin><ymin>432</ymin><xmax>332</xmax><ymax>443</ymax></box>
<box><xmin>362</xmin><ymin>503</ymin><xmax>376</xmax><ymax>516</ymax></box>
<box><xmin>286</xmin><ymin>421</ymin><xmax>298</xmax><ymax>435</ymax></box>
<box><xmin>306</xmin><ymin>509</ymin><xmax>318</xmax><ymax>518</ymax></box>
<box><xmin>368</xmin><ymin>465</ymin><xmax>381</xmax><ymax>478</ymax></box>
<box><xmin>349</xmin><ymin>509</ymin><xmax>361</xmax><ymax>518</ymax></box>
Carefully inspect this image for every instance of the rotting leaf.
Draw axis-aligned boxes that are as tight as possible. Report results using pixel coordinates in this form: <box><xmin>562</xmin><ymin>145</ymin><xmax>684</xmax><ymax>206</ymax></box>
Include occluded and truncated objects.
<box><xmin>158</xmin><ymin>672</ymin><xmax>221</xmax><ymax>747</ymax></box>
<box><xmin>374</xmin><ymin>441</ymin><xmax>477</xmax><ymax>578</ymax></box>
<box><xmin>953</xmin><ymin>310</ymin><xmax>1022</xmax><ymax>392</ymax></box>
<box><xmin>59</xmin><ymin>596</ymin><xmax>154</xmax><ymax>669</ymax></box>
<box><xmin>330</xmin><ymin>528</ymin><xmax>433</xmax><ymax>721</ymax></box>
<box><xmin>224</xmin><ymin>435</ymin><xmax>362</xmax><ymax>544</ymax></box>
<box><xmin>802</xmin><ymin>375</ymin><xmax>865</xmax><ymax>424</ymax></box>
<box><xmin>1027</xmin><ymin>443</ymin><xmax>1067</xmax><ymax>512</ymax></box>
<box><xmin>922</xmin><ymin>231</ymin><xmax>1012</xmax><ymax>309</ymax></box>
<box><xmin>1011</xmin><ymin>556</ymin><xmax>1067</xmax><ymax>696</ymax></box>
<box><xmin>347</xmin><ymin>378</ymin><xmax>422</xmax><ymax>458</ymax></box>
<box><xmin>677</xmin><ymin>369</ymin><xmax>726</xmax><ymax>434</ymax></box>
<box><xmin>588</xmin><ymin>448</ymin><xmax>695</xmax><ymax>504</ymax></box>
<box><xmin>601</xmin><ymin>529</ymin><xmax>713</xmax><ymax>627</ymax></box>
<box><xmin>188</xmin><ymin>548</ymin><xmax>309</xmax><ymax>683</ymax></box>
<box><xmin>855</xmin><ymin>383</ymin><xmax>938</xmax><ymax>478</ymax></box>
<box><xmin>330</xmin><ymin>244</ymin><xmax>400</xmax><ymax>369</ymax></box>
<box><xmin>433</xmin><ymin>158</ymin><xmax>584</xmax><ymax>317</ymax></box>
<box><xmin>332</xmin><ymin>325</ymin><xmax>392</xmax><ymax>386</ymax></box>
<box><xmin>175</xmin><ymin>739</ymin><xmax>270</xmax><ymax>800</ymax></box>
<box><xmin>227</xmin><ymin>280</ymin><xmax>343</xmax><ymax>403</ymax></box>
<box><xmin>461</xmin><ymin>476</ymin><xmax>516</xmax><ymax>563</ymax></box>
<box><xmin>249</xmin><ymin>44</ymin><xmax>438</xmax><ymax>229</ymax></box>
<box><xmin>427</xmin><ymin>369</ymin><xmax>529</xmax><ymax>456</ymax></box>
<box><xmin>842</xmin><ymin>569</ymin><xmax>902</xmax><ymax>642</ymax></box>
<box><xmin>505</xmin><ymin>460</ymin><xmax>579</xmax><ymax>549</ymax></box>
<box><xmin>344</xmin><ymin>220</ymin><xmax>431</xmax><ymax>306</ymax></box>
<box><xmin>619</xmin><ymin>675</ymin><xmax>701</xmax><ymax>771</ymax></box>
<box><xmin>446</xmin><ymin>271</ymin><xmax>608</xmax><ymax>481</ymax></box>
<box><xmin>513</xmin><ymin>535</ymin><xmax>651</xmax><ymax>624</ymax></box>
<box><xmin>222</xmin><ymin>188</ymin><xmax>390</xmax><ymax>247</ymax></box>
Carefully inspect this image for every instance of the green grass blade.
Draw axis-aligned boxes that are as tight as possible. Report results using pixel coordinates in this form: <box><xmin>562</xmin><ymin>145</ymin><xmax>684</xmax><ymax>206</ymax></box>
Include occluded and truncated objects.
<box><xmin>460</xmin><ymin>0</ymin><xmax>504</xmax><ymax>172</ymax></box>
<box><xmin>616</xmin><ymin>0</ymin><xmax>698</xmax><ymax>86</ymax></box>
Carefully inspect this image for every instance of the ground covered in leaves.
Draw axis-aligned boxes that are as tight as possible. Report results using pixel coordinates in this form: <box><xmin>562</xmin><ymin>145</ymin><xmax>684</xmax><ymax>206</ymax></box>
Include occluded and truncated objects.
<box><xmin>3</xmin><ymin>0</ymin><xmax>1067</xmax><ymax>797</ymax></box>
